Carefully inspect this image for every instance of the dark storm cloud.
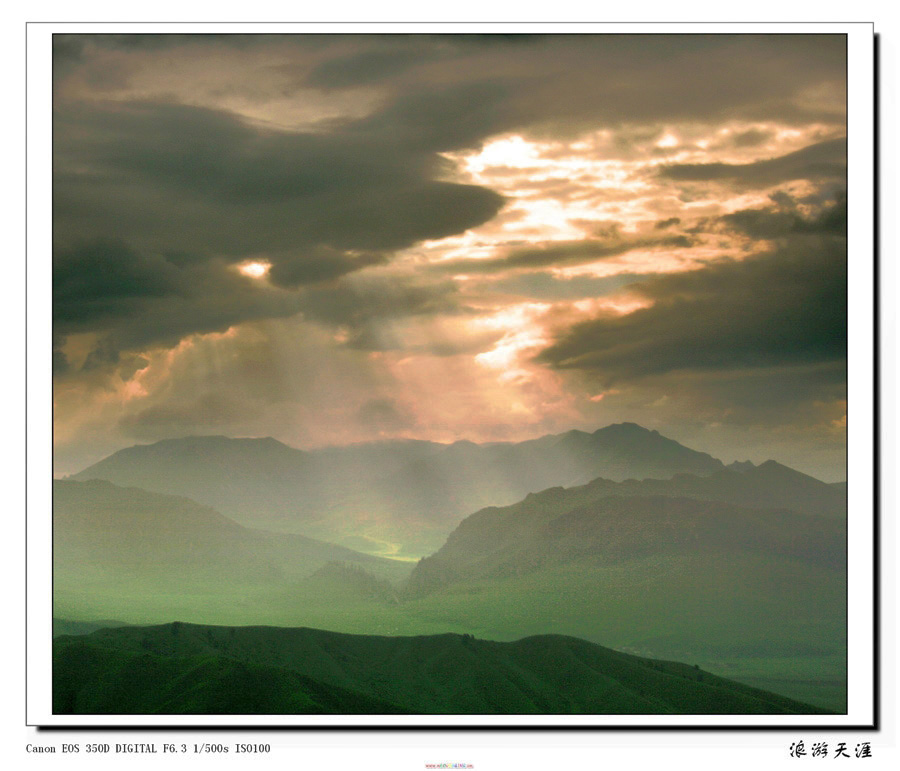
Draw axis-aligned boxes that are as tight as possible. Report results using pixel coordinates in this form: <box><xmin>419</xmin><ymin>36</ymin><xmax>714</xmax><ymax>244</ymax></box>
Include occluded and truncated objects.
<box><xmin>55</xmin><ymin>33</ymin><xmax>273</xmax><ymax>62</ymax></box>
<box><xmin>52</xmin><ymin>35</ymin><xmax>87</xmax><ymax>79</ymax></box>
<box><xmin>54</xmin><ymin>240</ymin><xmax>179</xmax><ymax>326</ymax></box>
<box><xmin>658</xmin><ymin>137</ymin><xmax>846</xmax><ymax>187</ymax></box>
<box><xmin>53</xmin><ymin>239</ymin><xmax>306</xmax><ymax>367</ymax></box>
<box><xmin>730</xmin><ymin>128</ymin><xmax>774</xmax><ymax>148</ymax></box>
<box><xmin>313</xmin><ymin>35</ymin><xmax>845</xmax><ymax>146</ymax></box>
<box><xmin>267</xmin><ymin>248</ymin><xmax>388</xmax><ymax>287</ymax></box>
<box><xmin>591</xmin><ymin>360</ymin><xmax>845</xmax><ymax>440</ymax></box>
<box><xmin>306</xmin><ymin>42</ymin><xmax>436</xmax><ymax>89</ymax></box>
<box><xmin>54</xmin><ymin>101</ymin><xmax>504</xmax><ymax>261</ymax></box>
<box><xmin>538</xmin><ymin>234</ymin><xmax>846</xmax><ymax>383</ymax></box>
<box><xmin>504</xmin><ymin>234</ymin><xmax>694</xmax><ymax>270</ymax></box>
<box><xmin>53</xmin><ymin>33</ymin><xmax>846</xmax><ymax>365</ymax></box>
<box><xmin>716</xmin><ymin>191</ymin><xmax>847</xmax><ymax>240</ymax></box>
<box><xmin>350</xmin><ymin>79</ymin><xmax>524</xmax><ymax>153</ymax></box>
<box><xmin>481</xmin><ymin>271</ymin><xmax>647</xmax><ymax>302</ymax></box>
<box><xmin>435</xmin><ymin>233</ymin><xmax>694</xmax><ymax>275</ymax></box>
<box><xmin>299</xmin><ymin>274</ymin><xmax>465</xmax><ymax>328</ymax></box>
<box><xmin>667</xmin><ymin>363</ymin><xmax>846</xmax><ymax>427</ymax></box>
<box><xmin>52</xmin><ymin>329</ymin><xmax>71</xmax><ymax>374</ymax></box>
<box><xmin>302</xmin><ymin>34</ymin><xmax>553</xmax><ymax>92</ymax></box>
<box><xmin>94</xmin><ymin>34</ymin><xmax>263</xmax><ymax>51</ymax></box>
<box><xmin>53</xmin><ymin>99</ymin><xmax>505</xmax><ymax>359</ymax></box>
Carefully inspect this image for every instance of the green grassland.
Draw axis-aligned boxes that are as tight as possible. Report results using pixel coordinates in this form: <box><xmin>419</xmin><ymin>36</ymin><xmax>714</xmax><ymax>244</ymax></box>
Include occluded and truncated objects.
<box><xmin>52</xmin><ymin>470</ymin><xmax>847</xmax><ymax>714</ymax></box>
<box><xmin>55</xmin><ymin>549</ymin><xmax>845</xmax><ymax>712</ymax></box>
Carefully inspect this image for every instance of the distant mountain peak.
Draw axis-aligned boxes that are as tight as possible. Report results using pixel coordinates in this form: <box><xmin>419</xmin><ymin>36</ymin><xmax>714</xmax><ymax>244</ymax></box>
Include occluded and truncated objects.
<box><xmin>449</xmin><ymin>439</ymin><xmax>479</xmax><ymax>448</ymax></box>
<box><xmin>595</xmin><ymin>422</ymin><xmax>653</xmax><ymax>436</ymax></box>
<box><xmin>76</xmin><ymin>434</ymin><xmax>303</xmax><ymax>473</ymax></box>
<box><xmin>721</xmin><ymin>459</ymin><xmax>830</xmax><ymax>487</ymax></box>
<box><xmin>72</xmin><ymin>422</ymin><xmax>725</xmax><ymax>550</ymax></box>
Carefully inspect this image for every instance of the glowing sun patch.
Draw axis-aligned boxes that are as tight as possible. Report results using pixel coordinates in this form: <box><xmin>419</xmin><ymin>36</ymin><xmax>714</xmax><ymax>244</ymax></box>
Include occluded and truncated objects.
<box><xmin>238</xmin><ymin>261</ymin><xmax>271</xmax><ymax>279</ymax></box>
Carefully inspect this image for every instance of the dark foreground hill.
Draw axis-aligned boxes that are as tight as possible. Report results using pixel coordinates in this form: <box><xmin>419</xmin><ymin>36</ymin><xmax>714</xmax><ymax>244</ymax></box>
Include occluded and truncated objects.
<box><xmin>53</xmin><ymin>623</ymin><xmax>826</xmax><ymax>715</ymax></box>
<box><xmin>53</xmin><ymin>618</ymin><xmax>131</xmax><ymax>638</ymax></box>
<box><xmin>71</xmin><ymin>423</ymin><xmax>724</xmax><ymax>555</ymax></box>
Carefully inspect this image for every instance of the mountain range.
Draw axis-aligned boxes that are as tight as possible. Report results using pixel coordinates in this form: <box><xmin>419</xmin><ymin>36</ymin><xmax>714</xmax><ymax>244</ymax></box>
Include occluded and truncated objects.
<box><xmin>407</xmin><ymin>463</ymin><xmax>845</xmax><ymax>596</ymax></box>
<box><xmin>71</xmin><ymin>423</ymin><xmax>726</xmax><ymax>556</ymax></box>
<box><xmin>55</xmin><ymin>422</ymin><xmax>848</xmax><ymax>713</ymax></box>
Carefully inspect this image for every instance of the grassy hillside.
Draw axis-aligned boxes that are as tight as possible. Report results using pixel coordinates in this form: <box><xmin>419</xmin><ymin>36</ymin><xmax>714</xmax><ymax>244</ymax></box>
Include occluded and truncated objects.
<box><xmin>398</xmin><ymin>481</ymin><xmax>845</xmax><ymax>713</ymax></box>
<box><xmin>54</xmin><ymin>479</ymin><xmax>411</xmax><ymax>592</ymax></box>
<box><xmin>53</xmin><ymin>550</ymin><xmax>846</xmax><ymax>712</ymax></box>
<box><xmin>54</xmin><ymin>639</ymin><xmax>409</xmax><ymax>714</ymax></box>
<box><xmin>53</xmin><ymin>474</ymin><xmax>846</xmax><ymax>713</ymax></box>
<box><xmin>54</xmin><ymin>623</ymin><xmax>827</xmax><ymax>715</ymax></box>
<box><xmin>407</xmin><ymin>493</ymin><xmax>844</xmax><ymax>595</ymax></box>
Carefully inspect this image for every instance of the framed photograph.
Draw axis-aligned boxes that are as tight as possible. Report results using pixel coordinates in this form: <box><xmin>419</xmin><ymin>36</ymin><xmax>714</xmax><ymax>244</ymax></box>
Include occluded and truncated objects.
<box><xmin>26</xmin><ymin>22</ymin><xmax>875</xmax><ymax>730</ymax></box>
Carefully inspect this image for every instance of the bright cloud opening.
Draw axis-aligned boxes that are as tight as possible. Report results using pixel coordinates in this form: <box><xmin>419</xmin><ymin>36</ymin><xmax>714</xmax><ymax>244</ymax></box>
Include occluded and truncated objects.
<box><xmin>238</xmin><ymin>261</ymin><xmax>271</xmax><ymax>279</ymax></box>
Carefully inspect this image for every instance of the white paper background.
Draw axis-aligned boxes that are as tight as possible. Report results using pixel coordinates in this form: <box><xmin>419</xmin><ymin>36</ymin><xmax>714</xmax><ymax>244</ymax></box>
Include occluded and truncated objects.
<box><xmin>5</xmin><ymin>3</ymin><xmax>897</xmax><ymax>769</ymax></box>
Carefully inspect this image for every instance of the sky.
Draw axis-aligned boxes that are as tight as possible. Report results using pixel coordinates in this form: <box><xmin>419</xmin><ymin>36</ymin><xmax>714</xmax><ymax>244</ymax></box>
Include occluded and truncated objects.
<box><xmin>51</xmin><ymin>33</ymin><xmax>848</xmax><ymax>479</ymax></box>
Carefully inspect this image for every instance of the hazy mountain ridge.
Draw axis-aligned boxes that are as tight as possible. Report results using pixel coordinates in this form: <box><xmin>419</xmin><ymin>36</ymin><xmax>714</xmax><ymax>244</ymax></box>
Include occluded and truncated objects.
<box><xmin>54</xmin><ymin>622</ymin><xmax>827</xmax><ymax>715</ymax></box>
<box><xmin>71</xmin><ymin>423</ymin><xmax>726</xmax><ymax>554</ymax></box>
<box><xmin>533</xmin><ymin>460</ymin><xmax>845</xmax><ymax>518</ymax></box>
<box><xmin>346</xmin><ymin>423</ymin><xmax>726</xmax><ymax>526</ymax></box>
<box><xmin>54</xmin><ymin>478</ymin><xmax>406</xmax><ymax>584</ymax></box>
<box><xmin>69</xmin><ymin>437</ymin><xmax>319</xmax><ymax>526</ymax></box>
<box><xmin>407</xmin><ymin>468</ymin><xmax>846</xmax><ymax>596</ymax></box>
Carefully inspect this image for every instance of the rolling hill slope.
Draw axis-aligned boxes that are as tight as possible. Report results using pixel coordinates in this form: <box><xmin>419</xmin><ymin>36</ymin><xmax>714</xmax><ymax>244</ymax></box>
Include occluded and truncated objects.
<box><xmin>407</xmin><ymin>490</ymin><xmax>845</xmax><ymax>595</ymax></box>
<box><xmin>54</xmin><ymin>622</ymin><xmax>827</xmax><ymax>715</ymax></box>
<box><xmin>54</xmin><ymin>478</ymin><xmax>400</xmax><ymax>578</ymax></box>
<box><xmin>399</xmin><ymin>476</ymin><xmax>846</xmax><ymax>712</ymax></box>
<box><xmin>53</xmin><ymin>478</ymin><xmax>411</xmax><ymax>624</ymax></box>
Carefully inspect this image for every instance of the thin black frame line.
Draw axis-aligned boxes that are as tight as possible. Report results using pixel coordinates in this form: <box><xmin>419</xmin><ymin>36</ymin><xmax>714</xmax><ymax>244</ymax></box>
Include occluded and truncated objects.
<box><xmin>33</xmin><ymin>26</ymin><xmax>875</xmax><ymax>731</ymax></box>
<box><xmin>871</xmin><ymin>32</ymin><xmax>882</xmax><ymax>735</ymax></box>
<box><xmin>843</xmin><ymin>30</ymin><xmax>849</xmax><ymax>722</ymax></box>
<box><xmin>36</xmin><ymin>723</ymin><xmax>880</xmax><ymax>733</ymax></box>
<box><xmin>25</xmin><ymin>21</ymin><xmax>877</xmax><ymax>26</ymax></box>
<box><xmin>24</xmin><ymin>18</ymin><xmax>29</xmax><ymax>728</ymax></box>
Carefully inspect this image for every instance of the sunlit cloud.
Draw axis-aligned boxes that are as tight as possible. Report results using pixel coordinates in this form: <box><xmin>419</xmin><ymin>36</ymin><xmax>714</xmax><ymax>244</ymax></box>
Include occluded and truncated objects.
<box><xmin>238</xmin><ymin>260</ymin><xmax>272</xmax><ymax>279</ymax></box>
<box><xmin>472</xmin><ymin>302</ymin><xmax>551</xmax><ymax>375</ymax></box>
<box><xmin>51</xmin><ymin>34</ymin><xmax>848</xmax><ymax>480</ymax></box>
